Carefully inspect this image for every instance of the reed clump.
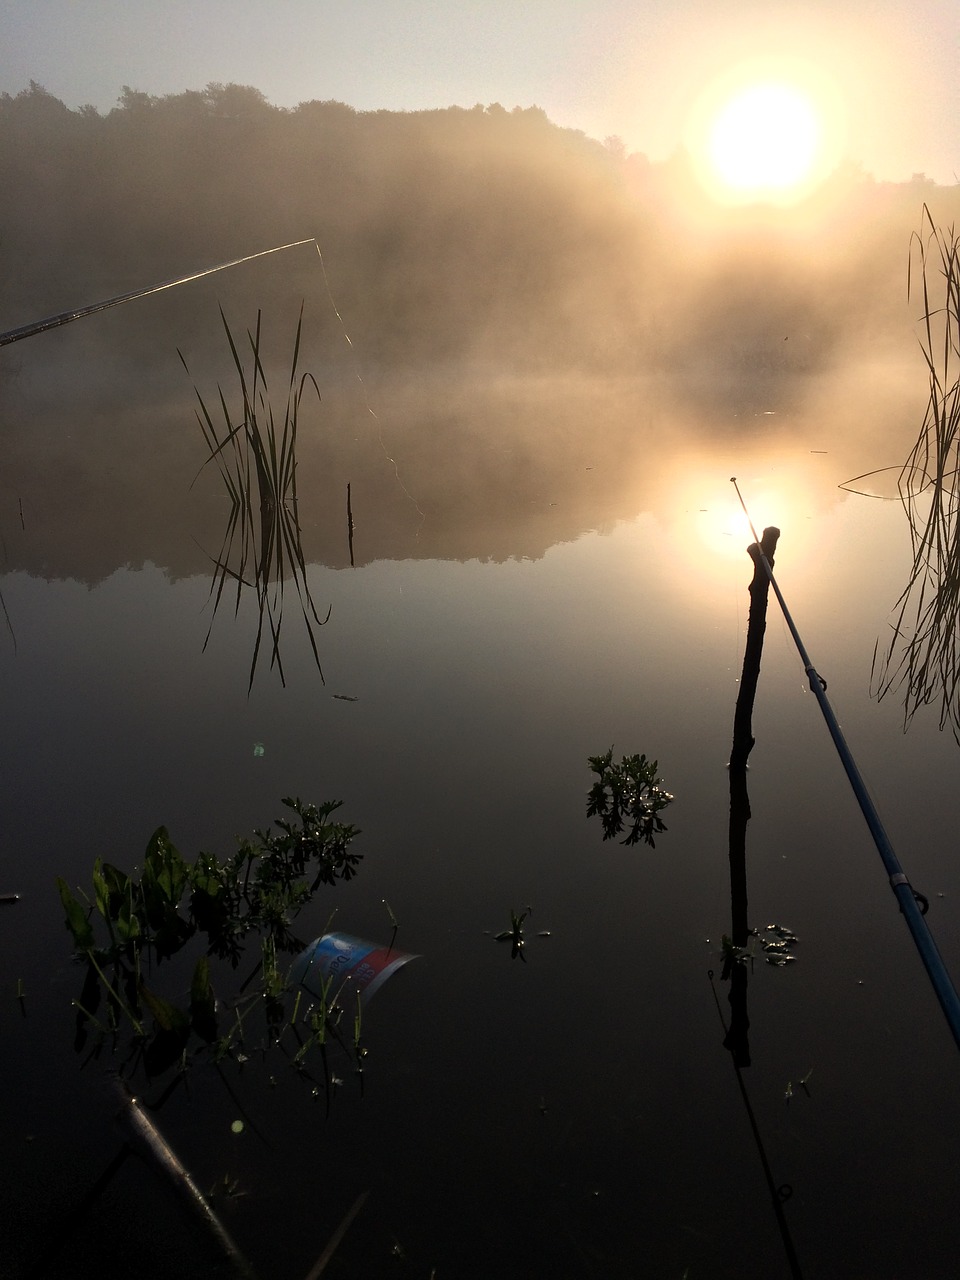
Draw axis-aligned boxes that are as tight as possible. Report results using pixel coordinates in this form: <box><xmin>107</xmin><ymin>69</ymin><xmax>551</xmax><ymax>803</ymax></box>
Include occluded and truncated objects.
<box><xmin>872</xmin><ymin>205</ymin><xmax>960</xmax><ymax>739</ymax></box>
<box><xmin>182</xmin><ymin>305</ymin><xmax>330</xmax><ymax>691</ymax></box>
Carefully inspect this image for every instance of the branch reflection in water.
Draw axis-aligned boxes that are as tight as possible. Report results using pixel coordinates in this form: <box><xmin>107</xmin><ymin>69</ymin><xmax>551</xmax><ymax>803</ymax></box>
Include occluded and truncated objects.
<box><xmin>183</xmin><ymin>305</ymin><xmax>331</xmax><ymax>693</ymax></box>
<box><xmin>719</xmin><ymin>526</ymin><xmax>805</xmax><ymax>1280</ymax></box>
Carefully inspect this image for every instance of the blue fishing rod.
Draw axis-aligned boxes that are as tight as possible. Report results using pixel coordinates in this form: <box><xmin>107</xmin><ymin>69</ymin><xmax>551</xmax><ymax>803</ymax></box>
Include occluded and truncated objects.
<box><xmin>730</xmin><ymin>477</ymin><xmax>960</xmax><ymax>1051</ymax></box>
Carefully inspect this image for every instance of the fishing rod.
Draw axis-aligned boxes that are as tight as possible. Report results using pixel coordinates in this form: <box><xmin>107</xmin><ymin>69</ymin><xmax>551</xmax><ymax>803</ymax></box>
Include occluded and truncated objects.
<box><xmin>730</xmin><ymin>476</ymin><xmax>960</xmax><ymax>1052</ymax></box>
<box><xmin>0</xmin><ymin>238</ymin><xmax>317</xmax><ymax>347</ymax></box>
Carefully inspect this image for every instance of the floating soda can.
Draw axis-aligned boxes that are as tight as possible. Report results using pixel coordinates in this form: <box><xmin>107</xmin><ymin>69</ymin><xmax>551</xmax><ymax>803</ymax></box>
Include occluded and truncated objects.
<box><xmin>288</xmin><ymin>932</ymin><xmax>417</xmax><ymax>1006</ymax></box>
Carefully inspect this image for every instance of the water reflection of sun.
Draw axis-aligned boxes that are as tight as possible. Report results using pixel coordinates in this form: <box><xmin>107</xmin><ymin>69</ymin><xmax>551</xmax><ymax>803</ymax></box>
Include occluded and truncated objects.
<box><xmin>669</xmin><ymin>459</ymin><xmax>829</xmax><ymax>581</ymax></box>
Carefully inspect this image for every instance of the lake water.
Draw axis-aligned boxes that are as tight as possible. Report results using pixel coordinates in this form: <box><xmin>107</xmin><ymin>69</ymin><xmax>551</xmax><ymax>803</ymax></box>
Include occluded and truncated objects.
<box><xmin>2</xmin><ymin>271</ymin><xmax>960</xmax><ymax>1279</ymax></box>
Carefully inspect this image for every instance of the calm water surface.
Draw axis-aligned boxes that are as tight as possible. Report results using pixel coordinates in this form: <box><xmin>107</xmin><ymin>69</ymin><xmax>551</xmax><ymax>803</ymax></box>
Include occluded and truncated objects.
<box><xmin>2</xmin><ymin>288</ymin><xmax>959</xmax><ymax>1279</ymax></box>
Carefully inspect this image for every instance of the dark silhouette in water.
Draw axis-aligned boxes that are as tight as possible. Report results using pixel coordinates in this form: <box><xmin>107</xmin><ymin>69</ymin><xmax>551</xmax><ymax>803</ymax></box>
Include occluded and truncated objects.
<box><xmin>718</xmin><ymin>525</ymin><xmax>804</xmax><ymax>1280</ymax></box>
<box><xmin>727</xmin><ymin>524</ymin><xmax>780</xmax><ymax>1008</ymax></box>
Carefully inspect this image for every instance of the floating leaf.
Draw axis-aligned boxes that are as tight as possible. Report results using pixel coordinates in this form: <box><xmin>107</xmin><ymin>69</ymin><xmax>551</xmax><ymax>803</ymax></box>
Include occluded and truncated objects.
<box><xmin>139</xmin><ymin>981</ymin><xmax>190</xmax><ymax>1035</ymax></box>
<box><xmin>189</xmin><ymin>955</ymin><xmax>218</xmax><ymax>1042</ymax></box>
<box><xmin>56</xmin><ymin>878</ymin><xmax>95</xmax><ymax>952</ymax></box>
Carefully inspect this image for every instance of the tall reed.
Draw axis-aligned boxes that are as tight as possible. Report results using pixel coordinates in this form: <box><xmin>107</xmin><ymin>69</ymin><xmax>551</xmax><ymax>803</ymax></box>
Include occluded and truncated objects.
<box><xmin>182</xmin><ymin>305</ymin><xmax>330</xmax><ymax>691</ymax></box>
<box><xmin>873</xmin><ymin>205</ymin><xmax>960</xmax><ymax>738</ymax></box>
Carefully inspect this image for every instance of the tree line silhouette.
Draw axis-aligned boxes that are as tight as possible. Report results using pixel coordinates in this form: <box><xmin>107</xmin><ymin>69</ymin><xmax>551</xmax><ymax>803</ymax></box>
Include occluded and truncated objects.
<box><xmin>1</xmin><ymin>80</ymin><xmax>958</xmax><ymax>375</ymax></box>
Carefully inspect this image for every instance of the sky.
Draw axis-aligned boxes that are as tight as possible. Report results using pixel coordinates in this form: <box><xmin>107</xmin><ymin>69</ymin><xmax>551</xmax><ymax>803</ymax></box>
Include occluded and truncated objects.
<box><xmin>2</xmin><ymin>0</ymin><xmax>958</xmax><ymax>184</ymax></box>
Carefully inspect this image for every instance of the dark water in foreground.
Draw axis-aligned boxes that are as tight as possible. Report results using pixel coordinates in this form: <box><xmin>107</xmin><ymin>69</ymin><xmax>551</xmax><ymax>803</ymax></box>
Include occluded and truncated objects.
<box><xmin>2</xmin><ymin>284</ymin><xmax>959</xmax><ymax>1279</ymax></box>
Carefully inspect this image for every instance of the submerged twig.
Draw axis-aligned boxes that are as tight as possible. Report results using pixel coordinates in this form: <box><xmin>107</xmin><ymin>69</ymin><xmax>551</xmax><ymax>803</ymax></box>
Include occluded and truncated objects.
<box><xmin>302</xmin><ymin>1190</ymin><xmax>370</xmax><ymax>1280</ymax></box>
<box><xmin>114</xmin><ymin>1080</ymin><xmax>258</xmax><ymax>1280</ymax></box>
<box><xmin>346</xmin><ymin>481</ymin><xmax>355</xmax><ymax>567</ymax></box>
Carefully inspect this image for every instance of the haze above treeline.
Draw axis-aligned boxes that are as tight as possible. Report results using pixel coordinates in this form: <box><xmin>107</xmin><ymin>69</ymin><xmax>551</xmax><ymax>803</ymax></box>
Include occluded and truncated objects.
<box><xmin>2</xmin><ymin>79</ymin><xmax>959</xmax><ymax>379</ymax></box>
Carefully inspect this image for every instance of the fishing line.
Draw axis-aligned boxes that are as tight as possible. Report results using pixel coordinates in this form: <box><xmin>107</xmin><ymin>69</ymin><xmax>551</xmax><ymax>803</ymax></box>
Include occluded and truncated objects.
<box><xmin>313</xmin><ymin>243</ymin><xmax>425</xmax><ymax>532</ymax></box>
<box><xmin>1</xmin><ymin>236</ymin><xmax>426</xmax><ymax>530</ymax></box>
<box><xmin>730</xmin><ymin>476</ymin><xmax>960</xmax><ymax>1052</ymax></box>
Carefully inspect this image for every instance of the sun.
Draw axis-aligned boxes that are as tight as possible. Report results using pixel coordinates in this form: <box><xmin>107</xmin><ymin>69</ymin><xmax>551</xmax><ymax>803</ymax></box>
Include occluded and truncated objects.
<box><xmin>708</xmin><ymin>82</ymin><xmax>820</xmax><ymax>193</ymax></box>
<box><xmin>686</xmin><ymin>61</ymin><xmax>842</xmax><ymax>206</ymax></box>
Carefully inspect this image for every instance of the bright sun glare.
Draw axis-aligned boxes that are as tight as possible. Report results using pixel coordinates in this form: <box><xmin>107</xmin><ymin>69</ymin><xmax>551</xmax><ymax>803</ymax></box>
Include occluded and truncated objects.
<box><xmin>708</xmin><ymin>82</ymin><xmax>820</xmax><ymax>193</ymax></box>
<box><xmin>687</xmin><ymin>61</ymin><xmax>842</xmax><ymax>207</ymax></box>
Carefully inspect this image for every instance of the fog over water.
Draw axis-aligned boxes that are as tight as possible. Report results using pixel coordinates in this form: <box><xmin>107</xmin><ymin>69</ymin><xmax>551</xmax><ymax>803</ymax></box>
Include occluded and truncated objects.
<box><xmin>1</xmin><ymin>87</ymin><xmax>950</xmax><ymax>585</ymax></box>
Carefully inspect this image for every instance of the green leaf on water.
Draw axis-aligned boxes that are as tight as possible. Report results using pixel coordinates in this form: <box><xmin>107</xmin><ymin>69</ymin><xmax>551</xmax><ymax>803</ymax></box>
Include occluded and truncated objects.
<box><xmin>141</xmin><ymin>828</ymin><xmax>190</xmax><ymax>914</ymax></box>
<box><xmin>189</xmin><ymin>955</ymin><xmax>218</xmax><ymax>1042</ymax></box>
<box><xmin>90</xmin><ymin>860</ymin><xmax>142</xmax><ymax>945</ymax></box>
<box><xmin>140</xmin><ymin>828</ymin><xmax>194</xmax><ymax>958</ymax></box>
<box><xmin>115</xmin><ymin>891</ymin><xmax>141</xmax><ymax>945</ymax></box>
<box><xmin>139</xmin><ymin>982</ymin><xmax>190</xmax><ymax>1035</ymax></box>
<box><xmin>92</xmin><ymin>859</ymin><xmax>110</xmax><ymax>922</ymax></box>
<box><xmin>56</xmin><ymin>878</ymin><xmax>95</xmax><ymax>951</ymax></box>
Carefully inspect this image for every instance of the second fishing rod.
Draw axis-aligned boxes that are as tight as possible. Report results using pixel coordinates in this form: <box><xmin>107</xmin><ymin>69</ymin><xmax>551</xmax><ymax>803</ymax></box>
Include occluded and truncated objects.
<box><xmin>730</xmin><ymin>476</ymin><xmax>960</xmax><ymax>1053</ymax></box>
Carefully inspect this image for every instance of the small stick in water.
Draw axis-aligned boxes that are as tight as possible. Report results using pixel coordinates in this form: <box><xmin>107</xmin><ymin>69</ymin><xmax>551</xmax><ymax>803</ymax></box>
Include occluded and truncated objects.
<box><xmin>346</xmin><ymin>482</ymin><xmax>355</xmax><ymax>568</ymax></box>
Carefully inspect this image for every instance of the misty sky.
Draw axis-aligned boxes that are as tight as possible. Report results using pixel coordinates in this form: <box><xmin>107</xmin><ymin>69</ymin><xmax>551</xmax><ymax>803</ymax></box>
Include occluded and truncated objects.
<box><xmin>2</xmin><ymin>0</ymin><xmax>958</xmax><ymax>183</ymax></box>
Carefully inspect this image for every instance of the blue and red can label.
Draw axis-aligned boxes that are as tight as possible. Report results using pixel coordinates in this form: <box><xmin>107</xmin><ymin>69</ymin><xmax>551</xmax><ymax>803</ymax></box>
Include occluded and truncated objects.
<box><xmin>289</xmin><ymin>931</ymin><xmax>417</xmax><ymax>1005</ymax></box>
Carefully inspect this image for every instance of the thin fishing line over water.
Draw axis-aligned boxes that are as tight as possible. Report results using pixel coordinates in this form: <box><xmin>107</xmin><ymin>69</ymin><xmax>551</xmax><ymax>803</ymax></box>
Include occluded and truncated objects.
<box><xmin>313</xmin><ymin>243</ymin><xmax>425</xmax><ymax>535</ymax></box>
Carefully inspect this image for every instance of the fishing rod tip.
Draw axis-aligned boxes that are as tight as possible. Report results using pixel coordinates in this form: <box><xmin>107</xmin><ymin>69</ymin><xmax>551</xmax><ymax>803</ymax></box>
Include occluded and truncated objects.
<box><xmin>730</xmin><ymin>476</ymin><xmax>737</xmax><ymax>483</ymax></box>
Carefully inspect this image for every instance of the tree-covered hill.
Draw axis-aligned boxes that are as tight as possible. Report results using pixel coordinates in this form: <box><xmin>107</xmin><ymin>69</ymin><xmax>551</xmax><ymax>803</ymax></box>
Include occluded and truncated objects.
<box><xmin>1</xmin><ymin>80</ymin><xmax>958</xmax><ymax>375</ymax></box>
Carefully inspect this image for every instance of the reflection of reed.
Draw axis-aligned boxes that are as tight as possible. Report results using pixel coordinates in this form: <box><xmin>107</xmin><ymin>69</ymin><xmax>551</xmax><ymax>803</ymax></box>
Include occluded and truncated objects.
<box><xmin>872</xmin><ymin>207</ymin><xmax>960</xmax><ymax>738</ymax></box>
<box><xmin>184</xmin><ymin>306</ymin><xmax>331</xmax><ymax>692</ymax></box>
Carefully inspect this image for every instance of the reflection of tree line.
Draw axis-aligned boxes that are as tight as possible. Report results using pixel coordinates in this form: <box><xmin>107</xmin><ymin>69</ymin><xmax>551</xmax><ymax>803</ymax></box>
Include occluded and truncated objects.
<box><xmin>0</xmin><ymin>354</ymin><xmax>685</xmax><ymax>584</ymax></box>
<box><xmin>189</xmin><ymin>309</ymin><xmax>674</xmax><ymax>688</ymax></box>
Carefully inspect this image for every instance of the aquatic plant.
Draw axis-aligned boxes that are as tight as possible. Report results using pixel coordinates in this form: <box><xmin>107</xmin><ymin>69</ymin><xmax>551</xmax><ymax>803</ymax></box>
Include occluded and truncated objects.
<box><xmin>56</xmin><ymin>797</ymin><xmax>361</xmax><ymax>1077</ymax></box>
<box><xmin>183</xmin><ymin>305</ymin><xmax>331</xmax><ymax>693</ymax></box>
<box><xmin>494</xmin><ymin>906</ymin><xmax>532</xmax><ymax>960</ymax></box>
<box><xmin>759</xmin><ymin>922</ymin><xmax>799</xmax><ymax>966</ymax></box>
<box><xmin>720</xmin><ymin>933</ymin><xmax>755</xmax><ymax>977</ymax></box>
<box><xmin>869</xmin><ymin>206</ymin><xmax>960</xmax><ymax>738</ymax></box>
<box><xmin>586</xmin><ymin>748</ymin><xmax>674</xmax><ymax>846</ymax></box>
<box><xmin>785</xmin><ymin>1068</ymin><xmax>813</xmax><ymax>1103</ymax></box>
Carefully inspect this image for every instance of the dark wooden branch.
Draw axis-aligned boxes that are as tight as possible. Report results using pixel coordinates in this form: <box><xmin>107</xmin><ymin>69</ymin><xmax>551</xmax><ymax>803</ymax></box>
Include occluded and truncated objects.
<box><xmin>731</xmin><ymin>527</ymin><xmax>780</xmax><ymax>771</ymax></box>
<box><xmin>725</xmin><ymin>526</ymin><xmax>780</xmax><ymax>1067</ymax></box>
